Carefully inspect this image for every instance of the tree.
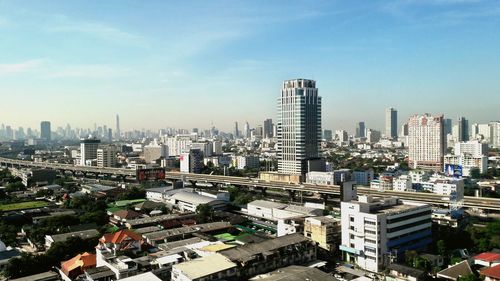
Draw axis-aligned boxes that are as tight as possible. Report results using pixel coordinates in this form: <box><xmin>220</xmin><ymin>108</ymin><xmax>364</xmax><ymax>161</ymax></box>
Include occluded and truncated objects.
<box><xmin>437</xmin><ymin>240</ymin><xmax>447</xmax><ymax>256</ymax></box>
<box><xmin>458</xmin><ymin>274</ymin><xmax>481</xmax><ymax>281</ymax></box>
<box><xmin>196</xmin><ymin>204</ymin><xmax>214</xmax><ymax>223</ymax></box>
<box><xmin>469</xmin><ymin>168</ymin><xmax>481</xmax><ymax>179</ymax></box>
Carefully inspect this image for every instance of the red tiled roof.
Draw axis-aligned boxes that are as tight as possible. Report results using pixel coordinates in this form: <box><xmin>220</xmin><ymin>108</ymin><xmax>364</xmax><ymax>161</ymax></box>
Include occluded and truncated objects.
<box><xmin>481</xmin><ymin>265</ymin><xmax>500</xmax><ymax>279</ymax></box>
<box><xmin>474</xmin><ymin>252</ymin><xmax>500</xmax><ymax>262</ymax></box>
<box><xmin>100</xmin><ymin>229</ymin><xmax>142</xmax><ymax>244</ymax></box>
<box><xmin>60</xmin><ymin>252</ymin><xmax>96</xmax><ymax>276</ymax></box>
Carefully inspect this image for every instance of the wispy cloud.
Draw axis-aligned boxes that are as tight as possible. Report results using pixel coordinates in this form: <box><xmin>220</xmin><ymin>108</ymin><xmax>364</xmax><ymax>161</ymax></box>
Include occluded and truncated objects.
<box><xmin>45</xmin><ymin>64</ymin><xmax>132</xmax><ymax>79</ymax></box>
<box><xmin>0</xmin><ymin>59</ymin><xmax>44</xmax><ymax>75</ymax></box>
<box><xmin>42</xmin><ymin>14</ymin><xmax>148</xmax><ymax>47</ymax></box>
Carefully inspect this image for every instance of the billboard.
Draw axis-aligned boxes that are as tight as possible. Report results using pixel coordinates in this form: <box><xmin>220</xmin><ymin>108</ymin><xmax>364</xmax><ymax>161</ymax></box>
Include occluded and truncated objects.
<box><xmin>444</xmin><ymin>164</ymin><xmax>462</xmax><ymax>178</ymax></box>
<box><xmin>136</xmin><ymin>168</ymin><xmax>166</xmax><ymax>182</ymax></box>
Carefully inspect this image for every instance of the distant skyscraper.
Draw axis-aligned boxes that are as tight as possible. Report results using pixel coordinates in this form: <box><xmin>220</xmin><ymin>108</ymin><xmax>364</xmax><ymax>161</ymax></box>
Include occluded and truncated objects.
<box><xmin>385</xmin><ymin>107</ymin><xmax>397</xmax><ymax>139</ymax></box>
<box><xmin>443</xmin><ymin>118</ymin><xmax>452</xmax><ymax>135</ymax></box>
<box><xmin>408</xmin><ymin>114</ymin><xmax>445</xmax><ymax>171</ymax></box>
<box><xmin>458</xmin><ymin>117</ymin><xmax>469</xmax><ymax>142</ymax></box>
<box><xmin>244</xmin><ymin>122</ymin><xmax>250</xmax><ymax>139</ymax></box>
<box><xmin>263</xmin><ymin>119</ymin><xmax>273</xmax><ymax>138</ymax></box>
<box><xmin>40</xmin><ymin>121</ymin><xmax>51</xmax><ymax>141</ymax></box>
<box><xmin>355</xmin><ymin>122</ymin><xmax>365</xmax><ymax>138</ymax></box>
<box><xmin>277</xmin><ymin>79</ymin><xmax>321</xmax><ymax>175</ymax></box>
<box><xmin>323</xmin><ymin>129</ymin><xmax>333</xmax><ymax>141</ymax></box>
<box><xmin>234</xmin><ymin>122</ymin><xmax>239</xmax><ymax>138</ymax></box>
<box><xmin>115</xmin><ymin>114</ymin><xmax>120</xmax><ymax>139</ymax></box>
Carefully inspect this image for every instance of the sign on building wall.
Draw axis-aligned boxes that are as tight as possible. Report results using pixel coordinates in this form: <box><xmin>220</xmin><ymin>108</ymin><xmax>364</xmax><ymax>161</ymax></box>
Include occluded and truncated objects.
<box><xmin>137</xmin><ymin>168</ymin><xmax>166</xmax><ymax>182</ymax></box>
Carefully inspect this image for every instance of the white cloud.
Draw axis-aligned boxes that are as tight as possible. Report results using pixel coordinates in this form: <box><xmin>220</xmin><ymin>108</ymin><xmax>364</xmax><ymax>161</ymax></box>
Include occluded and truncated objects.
<box><xmin>45</xmin><ymin>64</ymin><xmax>131</xmax><ymax>79</ymax></box>
<box><xmin>43</xmin><ymin>15</ymin><xmax>147</xmax><ymax>47</ymax></box>
<box><xmin>0</xmin><ymin>59</ymin><xmax>44</xmax><ymax>75</ymax></box>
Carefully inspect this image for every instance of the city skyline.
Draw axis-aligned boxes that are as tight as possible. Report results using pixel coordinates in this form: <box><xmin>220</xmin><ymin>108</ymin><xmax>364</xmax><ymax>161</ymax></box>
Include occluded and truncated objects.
<box><xmin>1</xmin><ymin>1</ymin><xmax>500</xmax><ymax>131</ymax></box>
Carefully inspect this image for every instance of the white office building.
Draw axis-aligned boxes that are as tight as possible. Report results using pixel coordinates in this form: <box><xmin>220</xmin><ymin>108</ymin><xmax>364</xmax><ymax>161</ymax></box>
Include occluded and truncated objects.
<box><xmin>306</xmin><ymin>171</ymin><xmax>335</xmax><ymax>185</ymax></box>
<box><xmin>143</xmin><ymin>141</ymin><xmax>169</xmax><ymax>163</ymax></box>
<box><xmin>408</xmin><ymin>114</ymin><xmax>445</xmax><ymax>171</ymax></box>
<box><xmin>277</xmin><ymin>79</ymin><xmax>321</xmax><ymax>175</ymax></box>
<box><xmin>80</xmin><ymin>138</ymin><xmax>101</xmax><ymax>166</ymax></box>
<box><xmin>340</xmin><ymin>196</ymin><xmax>432</xmax><ymax>273</ymax></box>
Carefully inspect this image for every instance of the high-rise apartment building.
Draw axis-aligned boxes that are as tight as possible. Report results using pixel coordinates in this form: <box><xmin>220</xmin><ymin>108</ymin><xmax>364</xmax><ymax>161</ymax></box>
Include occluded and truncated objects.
<box><xmin>40</xmin><ymin>121</ymin><xmax>51</xmax><ymax>141</ymax></box>
<box><xmin>244</xmin><ymin>122</ymin><xmax>251</xmax><ymax>139</ymax></box>
<box><xmin>180</xmin><ymin>149</ymin><xmax>203</xmax><ymax>173</ymax></box>
<box><xmin>277</xmin><ymin>79</ymin><xmax>321</xmax><ymax>175</ymax></box>
<box><xmin>443</xmin><ymin>118</ymin><xmax>452</xmax><ymax>136</ymax></box>
<box><xmin>356</xmin><ymin>122</ymin><xmax>365</xmax><ymax>138</ymax></box>
<box><xmin>408</xmin><ymin>114</ymin><xmax>445</xmax><ymax>171</ymax></box>
<box><xmin>490</xmin><ymin>121</ymin><xmax>500</xmax><ymax>148</ymax></box>
<box><xmin>385</xmin><ymin>107</ymin><xmax>397</xmax><ymax>140</ymax></box>
<box><xmin>115</xmin><ymin>114</ymin><xmax>120</xmax><ymax>140</ymax></box>
<box><xmin>80</xmin><ymin>138</ymin><xmax>101</xmax><ymax>166</ymax></box>
<box><xmin>233</xmin><ymin>122</ymin><xmax>239</xmax><ymax>138</ymax></box>
<box><xmin>340</xmin><ymin>196</ymin><xmax>432</xmax><ymax>273</ymax></box>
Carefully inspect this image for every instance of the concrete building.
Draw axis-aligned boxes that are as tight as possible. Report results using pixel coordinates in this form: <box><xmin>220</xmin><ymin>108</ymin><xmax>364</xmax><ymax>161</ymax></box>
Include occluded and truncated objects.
<box><xmin>352</xmin><ymin>170</ymin><xmax>374</xmax><ymax>186</ymax></box>
<box><xmin>340</xmin><ymin>195</ymin><xmax>432</xmax><ymax>272</ymax></box>
<box><xmin>444</xmin><ymin>154</ymin><xmax>488</xmax><ymax>176</ymax></box>
<box><xmin>171</xmin><ymin>253</ymin><xmax>237</xmax><ymax>281</ymax></box>
<box><xmin>180</xmin><ymin>149</ymin><xmax>203</xmax><ymax>174</ymax></box>
<box><xmin>143</xmin><ymin>141</ymin><xmax>169</xmax><ymax>163</ymax></box>
<box><xmin>356</xmin><ymin>122</ymin><xmax>366</xmax><ymax>138</ymax></box>
<box><xmin>264</xmin><ymin>118</ymin><xmax>273</xmax><ymax>138</ymax></box>
<box><xmin>366</xmin><ymin>129</ymin><xmax>381</xmax><ymax>143</ymax></box>
<box><xmin>40</xmin><ymin>121</ymin><xmax>51</xmax><ymax>141</ymax></box>
<box><xmin>80</xmin><ymin>137</ymin><xmax>101</xmax><ymax>166</ymax></box>
<box><xmin>165</xmin><ymin>191</ymin><xmax>227</xmax><ymax>212</ymax></box>
<box><xmin>277</xmin><ymin>79</ymin><xmax>321</xmax><ymax>175</ymax></box>
<box><xmin>97</xmin><ymin>145</ymin><xmax>117</xmax><ymax>168</ymax></box>
<box><xmin>458</xmin><ymin>117</ymin><xmax>469</xmax><ymax>142</ymax></box>
<box><xmin>323</xmin><ymin>129</ymin><xmax>333</xmax><ymax>141</ymax></box>
<box><xmin>304</xmin><ymin>216</ymin><xmax>340</xmax><ymax>252</ymax></box>
<box><xmin>335</xmin><ymin>130</ymin><xmax>349</xmax><ymax>142</ymax></box>
<box><xmin>386</xmin><ymin>107</ymin><xmax>398</xmax><ymax>140</ymax></box>
<box><xmin>408</xmin><ymin>114</ymin><xmax>445</xmax><ymax>171</ymax></box>
<box><xmin>235</xmin><ymin>155</ymin><xmax>260</xmax><ymax>170</ymax></box>
<box><xmin>490</xmin><ymin>121</ymin><xmax>500</xmax><ymax>148</ymax></box>
<box><xmin>306</xmin><ymin>171</ymin><xmax>335</xmax><ymax>185</ymax></box>
<box><xmin>393</xmin><ymin>174</ymin><xmax>413</xmax><ymax>192</ymax></box>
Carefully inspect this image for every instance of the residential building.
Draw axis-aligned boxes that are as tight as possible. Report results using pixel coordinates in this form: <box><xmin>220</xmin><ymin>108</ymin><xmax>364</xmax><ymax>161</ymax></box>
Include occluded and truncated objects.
<box><xmin>249</xmin><ymin>265</ymin><xmax>335</xmax><ymax>281</ymax></box>
<box><xmin>480</xmin><ymin>264</ymin><xmax>500</xmax><ymax>281</ymax></box>
<box><xmin>143</xmin><ymin>141</ymin><xmax>169</xmax><ymax>163</ymax></box>
<box><xmin>386</xmin><ymin>107</ymin><xmax>398</xmax><ymax>140</ymax></box>
<box><xmin>80</xmin><ymin>137</ymin><xmax>101</xmax><ymax>166</ymax></box>
<box><xmin>235</xmin><ymin>155</ymin><xmax>260</xmax><ymax>170</ymax></box>
<box><xmin>180</xmin><ymin>149</ymin><xmax>203</xmax><ymax>173</ymax></box>
<box><xmin>437</xmin><ymin>260</ymin><xmax>473</xmax><ymax>281</ymax></box>
<box><xmin>277</xmin><ymin>79</ymin><xmax>321</xmax><ymax>175</ymax></box>
<box><xmin>97</xmin><ymin>145</ymin><xmax>117</xmax><ymax>168</ymax></box>
<box><xmin>335</xmin><ymin>129</ymin><xmax>348</xmax><ymax>142</ymax></box>
<box><xmin>45</xmin><ymin>229</ymin><xmax>100</xmax><ymax>249</ymax></box>
<box><xmin>408</xmin><ymin>114</ymin><xmax>445</xmax><ymax>171</ymax></box>
<box><xmin>340</xmin><ymin>195</ymin><xmax>432</xmax><ymax>272</ymax></box>
<box><xmin>386</xmin><ymin>263</ymin><xmax>426</xmax><ymax>281</ymax></box>
<box><xmin>393</xmin><ymin>174</ymin><xmax>413</xmax><ymax>192</ymax></box>
<box><xmin>304</xmin><ymin>216</ymin><xmax>340</xmax><ymax>252</ymax></box>
<box><xmin>366</xmin><ymin>129</ymin><xmax>381</xmax><ymax>143</ymax></box>
<box><xmin>219</xmin><ymin>233</ymin><xmax>316</xmax><ymax>279</ymax></box>
<box><xmin>59</xmin><ymin>252</ymin><xmax>96</xmax><ymax>280</ymax></box>
<box><xmin>171</xmin><ymin>253</ymin><xmax>237</xmax><ymax>281</ymax></box>
<box><xmin>306</xmin><ymin>171</ymin><xmax>335</xmax><ymax>185</ymax></box>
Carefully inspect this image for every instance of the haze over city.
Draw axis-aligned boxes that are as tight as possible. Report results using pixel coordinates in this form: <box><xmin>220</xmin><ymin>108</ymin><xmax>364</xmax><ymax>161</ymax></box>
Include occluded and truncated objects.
<box><xmin>1</xmin><ymin>0</ymin><xmax>500</xmax><ymax>132</ymax></box>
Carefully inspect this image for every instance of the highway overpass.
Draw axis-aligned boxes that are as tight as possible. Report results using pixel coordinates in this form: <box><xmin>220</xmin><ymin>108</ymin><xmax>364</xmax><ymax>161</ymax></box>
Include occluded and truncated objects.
<box><xmin>0</xmin><ymin>157</ymin><xmax>499</xmax><ymax>211</ymax></box>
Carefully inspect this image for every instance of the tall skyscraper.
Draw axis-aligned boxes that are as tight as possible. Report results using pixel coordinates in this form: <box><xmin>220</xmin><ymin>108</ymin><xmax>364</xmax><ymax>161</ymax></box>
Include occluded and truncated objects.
<box><xmin>233</xmin><ymin>121</ymin><xmax>239</xmax><ymax>138</ymax></box>
<box><xmin>115</xmin><ymin>114</ymin><xmax>120</xmax><ymax>139</ymax></box>
<box><xmin>408</xmin><ymin>114</ymin><xmax>445</xmax><ymax>171</ymax></box>
<box><xmin>277</xmin><ymin>79</ymin><xmax>321</xmax><ymax>175</ymax></box>
<box><xmin>355</xmin><ymin>122</ymin><xmax>365</xmax><ymax>138</ymax></box>
<box><xmin>443</xmin><ymin>118</ymin><xmax>452</xmax><ymax>135</ymax></box>
<box><xmin>263</xmin><ymin>119</ymin><xmax>273</xmax><ymax>138</ymax></box>
<box><xmin>40</xmin><ymin>121</ymin><xmax>51</xmax><ymax>141</ymax></box>
<box><xmin>385</xmin><ymin>107</ymin><xmax>397</xmax><ymax>139</ymax></box>
<box><xmin>458</xmin><ymin>117</ymin><xmax>469</xmax><ymax>142</ymax></box>
<box><xmin>244</xmin><ymin>122</ymin><xmax>250</xmax><ymax>139</ymax></box>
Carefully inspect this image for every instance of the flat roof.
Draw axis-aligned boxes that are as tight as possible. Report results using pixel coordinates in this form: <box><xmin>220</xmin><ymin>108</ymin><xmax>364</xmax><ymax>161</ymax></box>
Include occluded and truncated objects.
<box><xmin>220</xmin><ymin>233</ymin><xmax>309</xmax><ymax>263</ymax></box>
<box><xmin>249</xmin><ymin>265</ymin><xmax>338</xmax><ymax>281</ymax></box>
<box><xmin>126</xmin><ymin>212</ymin><xmax>195</xmax><ymax>227</ymax></box>
<box><xmin>48</xmin><ymin>229</ymin><xmax>99</xmax><ymax>243</ymax></box>
<box><xmin>248</xmin><ymin>200</ymin><xmax>287</xmax><ymax>210</ymax></box>
<box><xmin>119</xmin><ymin>272</ymin><xmax>161</xmax><ymax>281</ymax></box>
<box><xmin>143</xmin><ymin>222</ymin><xmax>231</xmax><ymax>242</ymax></box>
<box><xmin>173</xmin><ymin>253</ymin><xmax>236</xmax><ymax>280</ymax></box>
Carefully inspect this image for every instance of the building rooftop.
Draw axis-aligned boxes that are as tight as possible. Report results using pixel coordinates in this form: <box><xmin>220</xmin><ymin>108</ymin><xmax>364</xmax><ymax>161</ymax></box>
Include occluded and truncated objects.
<box><xmin>48</xmin><ymin>229</ymin><xmax>99</xmax><ymax>243</ymax></box>
<box><xmin>474</xmin><ymin>252</ymin><xmax>500</xmax><ymax>262</ymax></box>
<box><xmin>84</xmin><ymin>266</ymin><xmax>115</xmax><ymax>279</ymax></box>
<box><xmin>220</xmin><ymin>233</ymin><xmax>309</xmax><ymax>263</ymax></box>
<box><xmin>170</xmin><ymin>191</ymin><xmax>226</xmax><ymax>206</ymax></box>
<box><xmin>100</xmin><ymin>229</ymin><xmax>142</xmax><ymax>244</ymax></box>
<box><xmin>173</xmin><ymin>253</ymin><xmax>236</xmax><ymax>280</ymax></box>
<box><xmin>388</xmin><ymin>263</ymin><xmax>425</xmax><ymax>277</ymax></box>
<box><xmin>248</xmin><ymin>200</ymin><xmax>287</xmax><ymax>210</ymax></box>
<box><xmin>249</xmin><ymin>265</ymin><xmax>337</xmax><ymax>281</ymax></box>
<box><xmin>60</xmin><ymin>252</ymin><xmax>96</xmax><ymax>276</ymax></box>
<box><xmin>9</xmin><ymin>271</ymin><xmax>60</xmax><ymax>281</ymax></box>
<box><xmin>119</xmin><ymin>272</ymin><xmax>162</xmax><ymax>281</ymax></box>
<box><xmin>125</xmin><ymin>212</ymin><xmax>195</xmax><ymax>227</ymax></box>
<box><xmin>480</xmin><ymin>264</ymin><xmax>500</xmax><ymax>279</ymax></box>
<box><xmin>143</xmin><ymin>221</ymin><xmax>231</xmax><ymax>242</ymax></box>
<box><xmin>157</xmin><ymin>237</ymin><xmax>205</xmax><ymax>252</ymax></box>
<box><xmin>437</xmin><ymin>260</ymin><xmax>473</xmax><ymax>280</ymax></box>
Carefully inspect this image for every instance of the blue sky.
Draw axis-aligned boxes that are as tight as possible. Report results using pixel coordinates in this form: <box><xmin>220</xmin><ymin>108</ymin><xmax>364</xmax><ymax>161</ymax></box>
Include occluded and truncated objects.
<box><xmin>0</xmin><ymin>0</ymin><xmax>499</xmax><ymax>133</ymax></box>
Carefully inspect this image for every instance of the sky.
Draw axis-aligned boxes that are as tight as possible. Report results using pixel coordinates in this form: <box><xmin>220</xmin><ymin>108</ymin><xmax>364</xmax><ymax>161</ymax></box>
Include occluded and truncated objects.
<box><xmin>0</xmin><ymin>0</ymin><xmax>499</xmax><ymax>133</ymax></box>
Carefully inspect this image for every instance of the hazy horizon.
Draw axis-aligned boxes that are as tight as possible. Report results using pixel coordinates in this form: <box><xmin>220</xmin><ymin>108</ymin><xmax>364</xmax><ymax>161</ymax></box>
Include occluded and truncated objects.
<box><xmin>1</xmin><ymin>0</ymin><xmax>499</xmax><ymax>133</ymax></box>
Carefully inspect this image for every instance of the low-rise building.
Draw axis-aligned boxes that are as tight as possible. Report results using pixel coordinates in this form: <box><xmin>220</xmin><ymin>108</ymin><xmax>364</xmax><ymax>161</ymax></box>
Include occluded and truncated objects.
<box><xmin>171</xmin><ymin>253</ymin><xmax>237</xmax><ymax>281</ymax></box>
<box><xmin>59</xmin><ymin>252</ymin><xmax>96</xmax><ymax>280</ymax></box>
<box><xmin>304</xmin><ymin>216</ymin><xmax>340</xmax><ymax>253</ymax></box>
<box><xmin>45</xmin><ymin>229</ymin><xmax>100</xmax><ymax>249</ymax></box>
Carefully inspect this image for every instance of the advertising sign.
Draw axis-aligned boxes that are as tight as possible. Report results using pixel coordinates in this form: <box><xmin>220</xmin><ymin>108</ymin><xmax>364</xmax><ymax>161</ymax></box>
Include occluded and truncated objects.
<box><xmin>136</xmin><ymin>168</ymin><xmax>166</xmax><ymax>182</ymax></box>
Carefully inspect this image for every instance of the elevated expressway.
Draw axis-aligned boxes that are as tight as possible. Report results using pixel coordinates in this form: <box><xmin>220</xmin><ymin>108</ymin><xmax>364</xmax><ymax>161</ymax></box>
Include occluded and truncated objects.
<box><xmin>0</xmin><ymin>157</ymin><xmax>498</xmax><ymax>211</ymax></box>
